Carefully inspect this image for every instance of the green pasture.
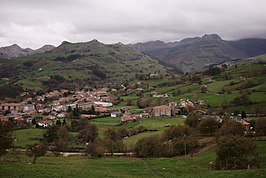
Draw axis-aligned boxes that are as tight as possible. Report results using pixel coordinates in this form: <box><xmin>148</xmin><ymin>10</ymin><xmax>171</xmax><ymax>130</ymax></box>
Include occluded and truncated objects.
<box><xmin>1</xmin><ymin>138</ymin><xmax>266</xmax><ymax>178</ymax></box>
<box><xmin>14</xmin><ymin>128</ymin><xmax>44</xmax><ymax>147</ymax></box>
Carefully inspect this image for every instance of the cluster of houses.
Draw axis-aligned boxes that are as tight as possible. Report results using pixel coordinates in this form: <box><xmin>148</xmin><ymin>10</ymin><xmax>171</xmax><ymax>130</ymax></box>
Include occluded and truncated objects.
<box><xmin>0</xmin><ymin>88</ymin><xmax>114</xmax><ymax>127</ymax></box>
<box><xmin>115</xmin><ymin>99</ymin><xmax>253</xmax><ymax>134</ymax></box>
<box><xmin>0</xmin><ymin>87</ymin><xmax>254</xmax><ymax>133</ymax></box>
<box><xmin>117</xmin><ymin>99</ymin><xmax>205</xmax><ymax>122</ymax></box>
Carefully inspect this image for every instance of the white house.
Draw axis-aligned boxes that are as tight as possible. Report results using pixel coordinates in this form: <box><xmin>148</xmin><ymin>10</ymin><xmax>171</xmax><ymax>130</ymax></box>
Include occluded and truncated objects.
<box><xmin>111</xmin><ymin>112</ymin><xmax>122</xmax><ymax>117</ymax></box>
<box><xmin>94</xmin><ymin>101</ymin><xmax>113</xmax><ymax>107</ymax></box>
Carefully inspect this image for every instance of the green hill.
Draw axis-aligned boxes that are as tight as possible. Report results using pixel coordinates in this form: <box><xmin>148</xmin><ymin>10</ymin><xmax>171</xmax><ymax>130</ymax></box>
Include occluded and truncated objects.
<box><xmin>0</xmin><ymin>40</ymin><xmax>167</xmax><ymax>91</ymax></box>
<box><xmin>120</xmin><ymin>62</ymin><xmax>266</xmax><ymax>113</ymax></box>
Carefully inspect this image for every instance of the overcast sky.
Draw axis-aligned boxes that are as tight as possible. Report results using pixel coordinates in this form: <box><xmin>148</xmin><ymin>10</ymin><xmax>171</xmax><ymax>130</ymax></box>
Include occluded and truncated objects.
<box><xmin>0</xmin><ymin>0</ymin><xmax>266</xmax><ymax>49</ymax></box>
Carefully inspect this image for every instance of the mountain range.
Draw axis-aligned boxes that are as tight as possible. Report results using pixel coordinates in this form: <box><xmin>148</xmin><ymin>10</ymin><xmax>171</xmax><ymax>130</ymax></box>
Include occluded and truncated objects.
<box><xmin>129</xmin><ymin>34</ymin><xmax>266</xmax><ymax>72</ymax></box>
<box><xmin>0</xmin><ymin>44</ymin><xmax>55</xmax><ymax>59</ymax></box>
<box><xmin>0</xmin><ymin>34</ymin><xmax>266</xmax><ymax>79</ymax></box>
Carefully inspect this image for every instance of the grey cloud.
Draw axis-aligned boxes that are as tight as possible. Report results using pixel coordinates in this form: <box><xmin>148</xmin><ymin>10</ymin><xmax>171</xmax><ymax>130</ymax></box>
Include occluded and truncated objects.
<box><xmin>0</xmin><ymin>0</ymin><xmax>266</xmax><ymax>48</ymax></box>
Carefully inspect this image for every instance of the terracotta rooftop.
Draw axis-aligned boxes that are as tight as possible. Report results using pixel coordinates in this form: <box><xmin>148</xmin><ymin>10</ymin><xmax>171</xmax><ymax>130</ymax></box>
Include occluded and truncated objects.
<box><xmin>153</xmin><ymin>105</ymin><xmax>171</xmax><ymax>110</ymax></box>
<box><xmin>0</xmin><ymin>103</ymin><xmax>22</xmax><ymax>107</ymax></box>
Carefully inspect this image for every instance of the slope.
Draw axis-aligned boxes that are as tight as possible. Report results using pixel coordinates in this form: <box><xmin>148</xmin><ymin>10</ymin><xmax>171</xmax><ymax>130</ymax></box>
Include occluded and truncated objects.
<box><xmin>129</xmin><ymin>34</ymin><xmax>266</xmax><ymax>73</ymax></box>
<box><xmin>0</xmin><ymin>40</ymin><xmax>167</xmax><ymax>91</ymax></box>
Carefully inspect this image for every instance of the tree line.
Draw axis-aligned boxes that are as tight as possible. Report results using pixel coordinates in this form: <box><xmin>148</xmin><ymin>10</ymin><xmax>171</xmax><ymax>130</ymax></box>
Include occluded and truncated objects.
<box><xmin>1</xmin><ymin>116</ymin><xmax>266</xmax><ymax>168</ymax></box>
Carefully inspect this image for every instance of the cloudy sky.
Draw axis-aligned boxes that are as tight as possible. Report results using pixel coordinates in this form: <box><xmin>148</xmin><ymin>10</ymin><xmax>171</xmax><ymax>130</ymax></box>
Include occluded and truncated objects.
<box><xmin>0</xmin><ymin>0</ymin><xmax>266</xmax><ymax>49</ymax></box>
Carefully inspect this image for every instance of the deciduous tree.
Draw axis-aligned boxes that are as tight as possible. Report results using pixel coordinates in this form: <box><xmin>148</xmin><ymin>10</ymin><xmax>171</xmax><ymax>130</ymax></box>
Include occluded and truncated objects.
<box><xmin>77</xmin><ymin>123</ymin><xmax>98</xmax><ymax>143</ymax></box>
<box><xmin>255</xmin><ymin>118</ymin><xmax>266</xmax><ymax>136</ymax></box>
<box><xmin>0</xmin><ymin>121</ymin><xmax>13</xmax><ymax>156</ymax></box>
<box><xmin>199</xmin><ymin>117</ymin><xmax>219</xmax><ymax>136</ymax></box>
<box><xmin>26</xmin><ymin>143</ymin><xmax>47</xmax><ymax>164</ymax></box>
<box><xmin>164</xmin><ymin>125</ymin><xmax>191</xmax><ymax>141</ymax></box>
<box><xmin>55</xmin><ymin>126</ymin><xmax>70</xmax><ymax>151</ymax></box>
<box><xmin>185</xmin><ymin>111</ymin><xmax>202</xmax><ymax>128</ymax></box>
<box><xmin>215</xmin><ymin>136</ymin><xmax>256</xmax><ymax>170</ymax></box>
<box><xmin>134</xmin><ymin>135</ymin><xmax>162</xmax><ymax>157</ymax></box>
<box><xmin>217</xmin><ymin>120</ymin><xmax>244</xmax><ymax>136</ymax></box>
<box><xmin>43</xmin><ymin>125</ymin><xmax>58</xmax><ymax>144</ymax></box>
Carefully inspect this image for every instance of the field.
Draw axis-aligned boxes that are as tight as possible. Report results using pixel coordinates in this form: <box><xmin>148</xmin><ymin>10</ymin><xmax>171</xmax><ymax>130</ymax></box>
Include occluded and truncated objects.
<box><xmin>4</xmin><ymin>116</ymin><xmax>266</xmax><ymax>177</ymax></box>
<box><xmin>1</xmin><ymin>62</ymin><xmax>266</xmax><ymax>177</ymax></box>
<box><xmin>14</xmin><ymin>128</ymin><xmax>44</xmax><ymax>147</ymax></box>
<box><xmin>1</xmin><ymin>137</ymin><xmax>266</xmax><ymax>178</ymax></box>
<box><xmin>12</xmin><ymin>117</ymin><xmax>184</xmax><ymax>148</ymax></box>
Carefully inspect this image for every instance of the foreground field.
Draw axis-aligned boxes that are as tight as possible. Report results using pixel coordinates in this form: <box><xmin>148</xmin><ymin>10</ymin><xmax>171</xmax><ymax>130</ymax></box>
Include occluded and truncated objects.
<box><xmin>1</xmin><ymin>138</ymin><xmax>266</xmax><ymax>178</ymax></box>
<box><xmin>13</xmin><ymin>117</ymin><xmax>184</xmax><ymax>149</ymax></box>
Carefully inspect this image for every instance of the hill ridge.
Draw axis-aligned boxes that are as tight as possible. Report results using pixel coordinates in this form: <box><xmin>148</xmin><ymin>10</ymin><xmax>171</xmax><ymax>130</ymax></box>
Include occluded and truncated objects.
<box><xmin>129</xmin><ymin>34</ymin><xmax>266</xmax><ymax>72</ymax></box>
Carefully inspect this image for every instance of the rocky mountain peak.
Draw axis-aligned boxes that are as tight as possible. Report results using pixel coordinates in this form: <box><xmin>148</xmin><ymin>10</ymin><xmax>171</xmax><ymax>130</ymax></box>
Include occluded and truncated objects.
<box><xmin>10</xmin><ymin>44</ymin><xmax>22</xmax><ymax>49</ymax></box>
<box><xmin>0</xmin><ymin>43</ymin><xmax>54</xmax><ymax>59</ymax></box>
<box><xmin>201</xmin><ymin>34</ymin><xmax>222</xmax><ymax>41</ymax></box>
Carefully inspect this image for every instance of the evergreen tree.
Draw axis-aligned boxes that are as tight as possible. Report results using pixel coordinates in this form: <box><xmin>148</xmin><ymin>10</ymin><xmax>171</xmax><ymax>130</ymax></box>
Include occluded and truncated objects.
<box><xmin>62</xmin><ymin>119</ymin><xmax>67</xmax><ymax>125</ymax></box>
<box><xmin>43</xmin><ymin>125</ymin><xmax>58</xmax><ymax>144</ymax></box>
<box><xmin>241</xmin><ymin>111</ymin><xmax>247</xmax><ymax>119</ymax></box>
<box><xmin>67</xmin><ymin>106</ymin><xmax>72</xmax><ymax>112</ymax></box>
<box><xmin>56</xmin><ymin>119</ymin><xmax>61</xmax><ymax>126</ymax></box>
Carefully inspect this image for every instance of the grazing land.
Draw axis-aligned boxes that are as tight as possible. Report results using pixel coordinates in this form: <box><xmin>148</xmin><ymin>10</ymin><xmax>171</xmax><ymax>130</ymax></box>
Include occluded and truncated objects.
<box><xmin>1</xmin><ymin>137</ymin><xmax>266</xmax><ymax>178</ymax></box>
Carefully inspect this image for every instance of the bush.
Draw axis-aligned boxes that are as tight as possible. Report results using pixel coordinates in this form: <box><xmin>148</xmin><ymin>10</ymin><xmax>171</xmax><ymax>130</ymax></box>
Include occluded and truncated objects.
<box><xmin>231</xmin><ymin>94</ymin><xmax>252</xmax><ymax>106</ymax></box>
<box><xmin>202</xmin><ymin>67</ymin><xmax>221</xmax><ymax>76</ymax></box>
<box><xmin>0</xmin><ymin>84</ymin><xmax>23</xmax><ymax>99</ymax></box>
<box><xmin>23</xmin><ymin>61</ymin><xmax>34</xmax><ymax>67</ymax></box>
<box><xmin>91</xmin><ymin>68</ymin><xmax>107</xmax><ymax>79</ymax></box>
<box><xmin>237</xmin><ymin>81</ymin><xmax>256</xmax><ymax>90</ymax></box>
<box><xmin>54</xmin><ymin>54</ymin><xmax>82</xmax><ymax>62</ymax></box>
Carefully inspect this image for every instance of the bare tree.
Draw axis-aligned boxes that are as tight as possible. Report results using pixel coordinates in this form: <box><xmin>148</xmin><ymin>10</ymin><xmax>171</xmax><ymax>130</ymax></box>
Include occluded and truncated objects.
<box><xmin>26</xmin><ymin>143</ymin><xmax>47</xmax><ymax>164</ymax></box>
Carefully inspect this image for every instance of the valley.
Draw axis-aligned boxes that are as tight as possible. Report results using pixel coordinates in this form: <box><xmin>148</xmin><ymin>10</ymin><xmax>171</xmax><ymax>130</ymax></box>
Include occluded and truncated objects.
<box><xmin>1</xmin><ymin>37</ymin><xmax>266</xmax><ymax>178</ymax></box>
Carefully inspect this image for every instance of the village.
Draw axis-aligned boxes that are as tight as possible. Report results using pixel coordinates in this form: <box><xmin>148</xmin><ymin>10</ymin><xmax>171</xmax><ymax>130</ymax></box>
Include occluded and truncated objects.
<box><xmin>0</xmin><ymin>85</ymin><xmax>253</xmax><ymax>134</ymax></box>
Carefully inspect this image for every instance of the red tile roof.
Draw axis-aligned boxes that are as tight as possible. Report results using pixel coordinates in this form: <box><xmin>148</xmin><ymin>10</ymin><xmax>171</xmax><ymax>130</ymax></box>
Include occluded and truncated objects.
<box><xmin>153</xmin><ymin>105</ymin><xmax>171</xmax><ymax>110</ymax></box>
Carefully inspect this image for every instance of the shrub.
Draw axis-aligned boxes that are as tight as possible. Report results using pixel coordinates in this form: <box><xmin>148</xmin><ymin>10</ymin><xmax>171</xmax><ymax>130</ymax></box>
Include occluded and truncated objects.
<box><xmin>23</xmin><ymin>61</ymin><xmax>34</xmax><ymax>67</ymax></box>
<box><xmin>231</xmin><ymin>94</ymin><xmax>252</xmax><ymax>106</ymax></box>
<box><xmin>91</xmin><ymin>68</ymin><xmax>107</xmax><ymax>79</ymax></box>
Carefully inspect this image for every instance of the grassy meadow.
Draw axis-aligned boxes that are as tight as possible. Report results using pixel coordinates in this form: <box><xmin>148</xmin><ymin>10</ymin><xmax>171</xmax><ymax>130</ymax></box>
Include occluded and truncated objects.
<box><xmin>1</xmin><ymin>137</ymin><xmax>266</xmax><ymax>178</ymax></box>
